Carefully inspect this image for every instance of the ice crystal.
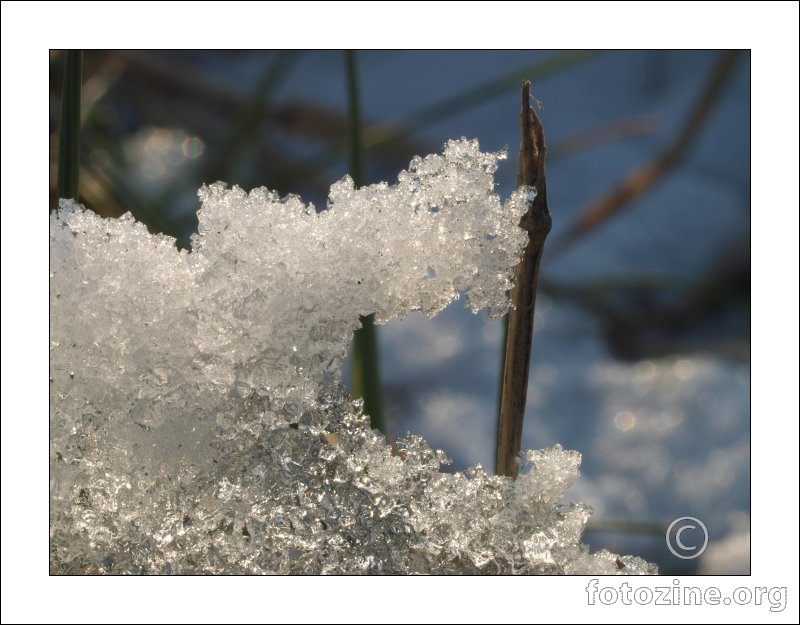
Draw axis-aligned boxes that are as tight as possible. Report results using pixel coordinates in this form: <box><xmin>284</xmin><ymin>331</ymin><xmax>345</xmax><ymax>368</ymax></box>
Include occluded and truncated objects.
<box><xmin>49</xmin><ymin>138</ymin><xmax>655</xmax><ymax>574</ymax></box>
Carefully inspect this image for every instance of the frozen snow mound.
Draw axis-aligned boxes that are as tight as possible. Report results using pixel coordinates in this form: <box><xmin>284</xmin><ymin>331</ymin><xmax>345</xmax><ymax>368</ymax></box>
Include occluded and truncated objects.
<box><xmin>49</xmin><ymin>138</ymin><xmax>655</xmax><ymax>574</ymax></box>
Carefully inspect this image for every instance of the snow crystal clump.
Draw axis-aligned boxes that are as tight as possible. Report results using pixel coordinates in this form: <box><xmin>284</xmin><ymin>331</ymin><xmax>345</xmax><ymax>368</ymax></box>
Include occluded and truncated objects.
<box><xmin>49</xmin><ymin>138</ymin><xmax>655</xmax><ymax>574</ymax></box>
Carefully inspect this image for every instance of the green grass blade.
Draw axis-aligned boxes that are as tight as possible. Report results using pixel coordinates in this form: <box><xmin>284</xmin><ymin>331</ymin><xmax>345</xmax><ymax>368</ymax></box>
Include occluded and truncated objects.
<box><xmin>153</xmin><ymin>51</ymin><xmax>301</xmax><ymax>230</ymax></box>
<box><xmin>57</xmin><ymin>50</ymin><xmax>83</xmax><ymax>203</ymax></box>
<box><xmin>368</xmin><ymin>50</ymin><xmax>601</xmax><ymax>150</ymax></box>
<box><xmin>281</xmin><ymin>51</ymin><xmax>602</xmax><ymax>183</ymax></box>
<box><xmin>345</xmin><ymin>51</ymin><xmax>364</xmax><ymax>188</ymax></box>
<box><xmin>346</xmin><ymin>50</ymin><xmax>386</xmax><ymax>434</ymax></box>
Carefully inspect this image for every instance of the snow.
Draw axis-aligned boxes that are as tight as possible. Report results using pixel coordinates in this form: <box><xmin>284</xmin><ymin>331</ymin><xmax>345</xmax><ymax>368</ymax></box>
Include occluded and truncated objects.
<box><xmin>49</xmin><ymin>138</ymin><xmax>654</xmax><ymax>574</ymax></box>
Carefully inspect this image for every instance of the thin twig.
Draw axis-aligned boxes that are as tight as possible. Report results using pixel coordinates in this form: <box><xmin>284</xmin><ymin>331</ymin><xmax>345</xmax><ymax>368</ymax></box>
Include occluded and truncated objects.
<box><xmin>549</xmin><ymin>50</ymin><xmax>743</xmax><ymax>257</ymax></box>
<box><xmin>496</xmin><ymin>81</ymin><xmax>552</xmax><ymax>478</ymax></box>
<box><xmin>549</xmin><ymin>114</ymin><xmax>657</xmax><ymax>160</ymax></box>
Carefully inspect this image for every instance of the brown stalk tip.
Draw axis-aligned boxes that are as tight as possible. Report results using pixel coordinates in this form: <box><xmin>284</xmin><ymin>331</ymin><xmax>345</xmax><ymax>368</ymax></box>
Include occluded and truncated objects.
<box><xmin>495</xmin><ymin>81</ymin><xmax>552</xmax><ymax>479</ymax></box>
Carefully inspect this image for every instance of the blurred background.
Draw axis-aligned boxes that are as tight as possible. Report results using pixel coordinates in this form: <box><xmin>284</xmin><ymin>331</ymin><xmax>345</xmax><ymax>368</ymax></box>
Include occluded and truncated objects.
<box><xmin>49</xmin><ymin>50</ymin><xmax>750</xmax><ymax>574</ymax></box>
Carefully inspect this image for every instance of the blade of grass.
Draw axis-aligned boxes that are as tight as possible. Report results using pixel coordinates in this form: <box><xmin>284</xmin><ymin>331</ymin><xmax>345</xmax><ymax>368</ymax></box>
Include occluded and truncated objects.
<box><xmin>205</xmin><ymin>50</ymin><xmax>297</xmax><ymax>183</ymax></box>
<box><xmin>86</xmin><ymin>52</ymin><xmax>299</xmax><ymax>241</ymax></box>
<box><xmin>585</xmin><ymin>518</ymin><xmax>667</xmax><ymax>536</ymax></box>
<box><xmin>345</xmin><ymin>50</ymin><xmax>386</xmax><ymax>434</ymax></box>
<box><xmin>366</xmin><ymin>50</ymin><xmax>599</xmax><ymax>152</ymax></box>
<box><xmin>154</xmin><ymin>51</ymin><xmax>300</xmax><ymax>221</ymax></box>
<box><xmin>287</xmin><ymin>51</ymin><xmax>602</xmax><ymax>182</ymax></box>
<box><xmin>57</xmin><ymin>50</ymin><xmax>83</xmax><ymax>204</ymax></box>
